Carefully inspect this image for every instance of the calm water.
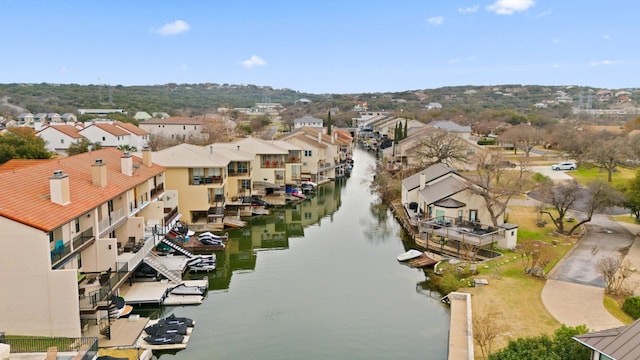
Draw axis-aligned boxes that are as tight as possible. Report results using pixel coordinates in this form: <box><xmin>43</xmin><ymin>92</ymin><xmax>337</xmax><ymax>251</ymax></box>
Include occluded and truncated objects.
<box><xmin>156</xmin><ymin>148</ymin><xmax>450</xmax><ymax>359</ymax></box>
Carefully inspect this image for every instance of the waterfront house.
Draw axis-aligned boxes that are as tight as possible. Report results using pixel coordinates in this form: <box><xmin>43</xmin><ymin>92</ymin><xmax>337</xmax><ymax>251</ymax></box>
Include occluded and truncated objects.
<box><xmin>152</xmin><ymin>143</ymin><xmax>255</xmax><ymax>230</ymax></box>
<box><xmin>0</xmin><ymin>148</ymin><xmax>174</xmax><ymax>337</ymax></box>
<box><xmin>278</xmin><ymin>127</ymin><xmax>351</xmax><ymax>182</ymax></box>
<box><xmin>216</xmin><ymin>137</ymin><xmax>304</xmax><ymax>190</ymax></box>
<box><xmin>402</xmin><ymin>163</ymin><xmax>517</xmax><ymax>251</ymax></box>
<box><xmin>574</xmin><ymin>319</ymin><xmax>640</xmax><ymax>360</ymax></box>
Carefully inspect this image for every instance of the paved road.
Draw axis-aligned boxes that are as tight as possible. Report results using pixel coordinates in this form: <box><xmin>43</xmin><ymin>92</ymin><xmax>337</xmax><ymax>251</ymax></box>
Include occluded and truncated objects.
<box><xmin>527</xmin><ymin>165</ymin><xmax>574</xmax><ymax>181</ymax></box>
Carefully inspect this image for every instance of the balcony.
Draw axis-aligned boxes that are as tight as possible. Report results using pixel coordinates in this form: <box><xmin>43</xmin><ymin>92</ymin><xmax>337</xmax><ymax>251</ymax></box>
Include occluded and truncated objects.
<box><xmin>150</xmin><ymin>183</ymin><xmax>165</xmax><ymax>198</ymax></box>
<box><xmin>2</xmin><ymin>335</ymin><xmax>98</xmax><ymax>359</ymax></box>
<box><xmin>228</xmin><ymin>169</ymin><xmax>249</xmax><ymax>177</ymax></box>
<box><xmin>418</xmin><ymin>216</ymin><xmax>505</xmax><ymax>248</ymax></box>
<box><xmin>78</xmin><ymin>262</ymin><xmax>130</xmax><ymax>311</ymax></box>
<box><xmin>98</xmin><ymin>208</ymin><xmax>126</xmax><ymax>236</ymax></box>
<box><xmin>164</xmin><ymin>206</ymin><xmax>179</xmax><ymax>224</ymax></box>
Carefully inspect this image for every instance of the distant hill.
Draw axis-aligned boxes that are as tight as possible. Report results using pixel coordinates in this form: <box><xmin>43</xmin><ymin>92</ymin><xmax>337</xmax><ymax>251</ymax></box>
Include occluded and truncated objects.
<box><xmin>0</xmin><ymin>83</ymin><xmax>637</xmax><ymax>120</ymax></box>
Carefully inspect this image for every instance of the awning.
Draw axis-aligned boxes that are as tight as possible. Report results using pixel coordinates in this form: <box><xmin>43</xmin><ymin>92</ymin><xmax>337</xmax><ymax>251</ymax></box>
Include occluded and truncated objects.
<box><xmin>433</xmin><ymin>198</ymin><xmax>466</xmax><ymax>208</ymax></box>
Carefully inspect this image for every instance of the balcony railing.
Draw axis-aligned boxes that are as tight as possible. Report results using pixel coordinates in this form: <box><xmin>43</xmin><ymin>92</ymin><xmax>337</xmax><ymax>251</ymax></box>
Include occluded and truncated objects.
<box><xmin>150</xmin><ymin>183</ymin><xmax>165</xmax><ymax>198</ymax></box>
<box><xmin>72</xmin><ymin>229</ymin><xmax>94</xmax><ymax>249</ymax></box>
<box><xmin>98</xmin><ymin>207</ymin><xmax>126</xmax><ymax>235</ymax></box>
<box><xmin>418</xmin><ymin>216</ymin><xmax>504</xmax><ymax>248</ymax></box>
<box><xmin>79</xmin><ymin>262</ymin><xmax>130</xmax><ymax>310</ymax></box>
<box><xmin>228</xmin><ymin>170</ymin><xmax>249</xmax><ymax>177</ymax></box>
<box><xmin>1</xmin><ymin>336</ymin><xmax>98</xmax><ymax>359</ymax></box>
<box><xmin>164</xmin><ymin>206</ymin><xmax>179</xmax><ymax>224</ymax></box>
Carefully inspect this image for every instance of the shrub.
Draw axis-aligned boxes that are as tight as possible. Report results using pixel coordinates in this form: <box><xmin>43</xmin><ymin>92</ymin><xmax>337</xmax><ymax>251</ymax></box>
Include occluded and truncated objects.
<box><xmin>477</xmin><ymin>139</ymin><xmax>497</xmax><ymax>145</ymax></box>
<box><xmin>622</xmin><ymin>296</ymin><xmax>640</xmax><ymax>319</ymax></box>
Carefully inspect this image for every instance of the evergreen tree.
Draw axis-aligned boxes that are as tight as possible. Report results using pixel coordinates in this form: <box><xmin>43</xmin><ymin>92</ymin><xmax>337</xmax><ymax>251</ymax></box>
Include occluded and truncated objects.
<box><xmin>327</xmin><ymin>111</ymin><xmax>332</xmax><ymax>135</ymax></box>
<box><xmin>404</xmin><ymin>119</ymin><xmax>408</xmax><ymax>139</ymax></box>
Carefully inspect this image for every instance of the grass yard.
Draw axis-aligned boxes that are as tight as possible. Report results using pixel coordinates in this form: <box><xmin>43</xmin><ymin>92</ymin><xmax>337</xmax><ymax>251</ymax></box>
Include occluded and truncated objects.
<box><xmin>570</xmin><ymin>165</ymin><xmax>636</xmax><ymax>188</ymax></box>
<box><xmin>452</xmin><ymin>206</ymin><xmax>578</xmax><ymax>355</ymax></box>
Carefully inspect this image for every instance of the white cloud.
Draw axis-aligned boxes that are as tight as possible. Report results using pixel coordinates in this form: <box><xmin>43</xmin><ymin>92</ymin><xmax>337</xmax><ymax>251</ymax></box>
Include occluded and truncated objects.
<box><xmin>241</xmin><ymin>55</ymin><xmax>267</xmax><ymax>69</ymax></box>
<box><xmin>427</xmin><ymin>16</ymin><xmax>444</xmax><ymax>26</ymax></box>
<box><xmin>551</xmin><ymin>64</ymin><xmax>560</xmax><ymax>68</ymax></box>
<box><xmin>590</xmin><ymin>60</ymin><xmax>621</xmax><ymax>67</ymax></box>
<box><xmin>177</xmin><ymin>64</ymin><xmax>188</xmax><ymax>72</ymax></box>
<box><xmin>154</xmin><ymin>20</ymin><xmax>190</xmax><ymax>36</ymax></box>
<box><xmin>448</xmin><ymin>58</ymin><xmax>461</xmax><ymax>64</ymax></box>
<box><xmin>602</xmin><ymin>34</ymin><xmax>611</xmax><ymax>40</ymax></box>
<box><xmin>486</xmin><ymin>0</ymin><xmax>535</xmax><ymax>15</ymax></box>
<box><xmin>551</xmin><ymin>38</ymin><xmax>560</xmax><ymax>44</ymax></box>
<box><xmin>458</xmin><ymin>5</ymin><xmax>479</xmax><ymax>14</ymax></box>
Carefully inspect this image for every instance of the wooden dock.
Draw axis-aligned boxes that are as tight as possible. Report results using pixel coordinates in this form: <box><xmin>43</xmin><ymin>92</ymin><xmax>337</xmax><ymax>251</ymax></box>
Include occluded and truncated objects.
<box><xmin>406</xmin><ymin>252</ymin><xmax>443</xmax><ymax>268</ymax></box>
<box><xmin>182</xmin><ymin>236</ymin><xmax>226</xmax><ymax>252</ymax></box>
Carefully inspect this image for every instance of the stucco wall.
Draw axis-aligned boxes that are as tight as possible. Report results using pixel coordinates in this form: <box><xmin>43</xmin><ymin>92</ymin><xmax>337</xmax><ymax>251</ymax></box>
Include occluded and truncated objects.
<box><xmin>0</xmin><ymin>217</ymin><xmax>80</xmax><ymax>337</ymax></box>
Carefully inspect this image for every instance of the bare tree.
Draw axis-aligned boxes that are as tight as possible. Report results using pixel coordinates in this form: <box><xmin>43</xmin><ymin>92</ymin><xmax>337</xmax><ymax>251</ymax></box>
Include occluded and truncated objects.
<box><xmin>464</xmin><ymin>151</ymin><xmax>531</xmax><ymax>226</ymax></box>
<box><xmin>413</xmin><ymin>128</ymin><xmax>469</xmax><ymax>168</ymax></box>
<box><xmin>538</xmin><ymin>180</ymin><xmax>622</xmax><ymax>235</ymax></box>
<box><xmin>596</xmin><ymin>256</ymin><xmax>634</xmax><ymax>295</ymax></box>
<box><xmin>473</xmin><ymin>306</ymin><xmax>504</xmax><ymax>359</ymax></box>
<box><xmin>550</xmin><ymin>123</ymin><xmax>595</xmax><ymax>167</ymax></box>
<box><xmin>499</xmin><ymin>124</ymin><xmax>543</xmax><ymax>157</ymax></box>
<box><xmin>588</xmin><ymin>133</ymin><xmax>630</xmax><ymax>182</ymax></box>
<box><xmin>537</xmin><ymin>180</ymin><xmax>581</xmax><ymax>234</ymax></box>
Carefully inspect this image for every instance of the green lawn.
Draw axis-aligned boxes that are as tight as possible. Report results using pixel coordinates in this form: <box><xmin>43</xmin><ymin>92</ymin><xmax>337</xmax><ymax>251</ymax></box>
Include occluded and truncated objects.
<box><xmin>569</xmin><ymin>165</ymin><xmax>636</xmax><ymax>187</ymax></box>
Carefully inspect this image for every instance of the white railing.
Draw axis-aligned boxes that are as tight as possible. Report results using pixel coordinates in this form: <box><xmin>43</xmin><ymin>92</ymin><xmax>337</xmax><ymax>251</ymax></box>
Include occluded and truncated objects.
<box><xmin>98</xmin><ymin>207</ymin><xmax>126</xmax><ymax>234</ymax></box>
<box><xmin>123</xmin><ymin>237</ymin><xmax>156</xmax><ymax>271</ymax></box>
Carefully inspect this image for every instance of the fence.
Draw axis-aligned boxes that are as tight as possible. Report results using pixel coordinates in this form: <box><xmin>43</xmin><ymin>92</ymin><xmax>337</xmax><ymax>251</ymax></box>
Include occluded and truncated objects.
<box><xmin>0</xmin><ymin>336</ymin><xmax>98</xmax><ymax>359</ymax></box>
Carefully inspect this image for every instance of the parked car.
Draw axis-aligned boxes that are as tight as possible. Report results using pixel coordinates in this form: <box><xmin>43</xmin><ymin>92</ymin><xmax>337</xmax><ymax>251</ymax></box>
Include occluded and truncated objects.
<box><xmin>551</xmin><ymin>162</ymin><xmax>577</xmax><ymax>171</ymax></box>
<box><xmin>484</xmin><ymin>160</ymin><xmax>517</xmax><ymax>169</ymax></box>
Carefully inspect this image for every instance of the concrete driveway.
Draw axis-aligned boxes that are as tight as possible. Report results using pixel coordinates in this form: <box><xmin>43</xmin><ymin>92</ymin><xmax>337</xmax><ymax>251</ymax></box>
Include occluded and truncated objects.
<box><xmin>528</xmin><ymin>165</ymin><xmax>574</xmax><ymax>181</ymax></box>
<box><xmin>548</xmin><ymin>214</ymin><xmax>634</xmax><ymax>287</ymax></box>
<box><xmin>541</xmin><ymin>214</ymin><xmax>634</xmax><ymax>331</ymax></box>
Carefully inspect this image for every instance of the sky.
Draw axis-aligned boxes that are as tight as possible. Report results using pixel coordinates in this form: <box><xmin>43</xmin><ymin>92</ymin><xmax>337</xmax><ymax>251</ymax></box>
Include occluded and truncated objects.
<box><xmin>1</xmin><ymin>0</ymin><xmax>638</xmax><ymax>94</ymax></box>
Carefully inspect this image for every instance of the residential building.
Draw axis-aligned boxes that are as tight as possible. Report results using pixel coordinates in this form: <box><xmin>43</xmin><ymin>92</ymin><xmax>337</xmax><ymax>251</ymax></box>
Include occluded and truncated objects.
<box><xmin>138</xmin><ymin>116</ymin><xmax>207</xmax><ymax>141</ymax></box>
<box><xmin>36</xmin><ymin>124</ymin><xmax>84</xmax><ymax>153</ymax></box>
<box><xmin>278</xmin><ymin>127</ymin><xmax>352</xmax><ymax>182</ymax></box>
<box><xmin>402</xmin><ymin>163</ymin><xmax>517</xmax><ymax>250</ymax></box>
<box><xmin>152</xmin><ymin>143</ymin><xmax>254</xmax><ymax>230</ymax></box>
<box><xmin>133</xmin><ymin>111</ymin><xmax>152</xmax><ymax>122</ymax></box>
<box><xmin>574</xmin><ymin>319</ymin><xmax>640</xmax><ymax>360</ymax></box>
<box><xmin>0</xmin><ymin>148</ymin><xmax>171</xmax><ymax>337</ymax></box>
<box><xmin>293</xmin><ymin>115</ymin><xmax>324</xmax><ymax>129</ymax></box>
<box><xmin>17</xmin><ymin>113</ymin><xmax>34</xmax><ymax>126</ymax></box>
<box><xmin>216</xmin><ymin>137</ymin><xmax>304</xmax><ymax>189</ymax></box>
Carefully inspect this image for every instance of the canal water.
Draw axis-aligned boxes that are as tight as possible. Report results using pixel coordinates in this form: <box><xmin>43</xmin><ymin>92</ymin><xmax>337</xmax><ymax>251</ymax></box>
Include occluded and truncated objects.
<box><xmin>156</xmin><ymin>148</ymin><xmax>450</xmax><ymax>359</ymax></box>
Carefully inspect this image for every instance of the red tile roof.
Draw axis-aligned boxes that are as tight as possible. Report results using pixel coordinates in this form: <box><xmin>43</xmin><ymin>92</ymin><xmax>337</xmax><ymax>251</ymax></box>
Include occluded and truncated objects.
<box><xmin>37</xmin><ymin>125</ymin><xmax>83</xmax><ymax>139</ymax></box>
<box><xmin>0</xmin><ymin>148</ymin><xmax>165</xmax><ymax>231</ymax></box>
<box><xmin>84</xmin><ymin>123</ymin><xmax>131</xmax><ymax>136</ymax></box>
<box><xmin>115</xmin><ymin>121</ymin><xmax>149</xmax><ymax>136</ymax></box>
<box><xmin>0</xmin><ymin>159</ymin><xmax>55</xmax><ymax>173</ymax></box>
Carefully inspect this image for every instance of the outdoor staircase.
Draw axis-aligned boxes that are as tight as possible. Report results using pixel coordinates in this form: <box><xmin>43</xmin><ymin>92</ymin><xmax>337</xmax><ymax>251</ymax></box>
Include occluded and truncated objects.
<box><xmin>143</xmin><ymin>252</ymin><xmax>182</xmax><ymax>283</ymax></box>
<box><xmin>161</xmin><ymin>237</ymin><xmax>195</xmax><ymax>258</ymax></box>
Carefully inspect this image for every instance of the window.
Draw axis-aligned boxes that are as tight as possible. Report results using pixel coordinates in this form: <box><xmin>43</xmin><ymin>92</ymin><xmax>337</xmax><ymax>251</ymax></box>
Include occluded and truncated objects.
<box><xmin>241</xmin><ymin>179</ymin><xmax>251</xmax><ymax>190</ymax></box>
<box><xmin>60</xmin><ymin>139</ymin><xmax>64</xmax><ymax>144</ymax></box>
<box><xmin>304</xmin><ymin>150</ymin><xmax>312</xmax><ymax>157</ymax></box>
<box><xmin>183</xmin><ymin>125</ymin><xmax>186</xmax><ymax>130</ymax></box>
<box><xmin>469</xmin><ymin>209</ymin><xmax>478</xmax><ymax>223</ymax></box>
<box><xmin>102</xmin><ymin>137</ymin><xmax>106</xmax><ymax>141</ymax></box>
<box><xmin>75</xmin><ymin>218</ymin><xmax>80</xmax><ymax>232</ymax></box>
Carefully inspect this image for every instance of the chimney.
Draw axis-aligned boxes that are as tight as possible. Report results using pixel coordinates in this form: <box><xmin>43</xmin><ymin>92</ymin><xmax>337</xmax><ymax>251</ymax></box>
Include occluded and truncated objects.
<box><xmin>121</xmin><ymin>152</ymin><xmax>133</xmax><ymax>176</ymax></box>
<box><xmin>419</xmin><ymin>172</ymin><xmax>426</xmax><ymax>190</ymax></box>
<box><xmin>142</xmin><ymin>146</ymin><xmax>152</xmax><ymax>167</ymax></box>
<box><xmin>50</xmin><ymin>170</ymin><xmax>71</xmax><ymax>205</ymax></box>
<box><xmin>92</xmin><ymin>159</ymin><xmax>107</xmax><ymax>188</ymax></box>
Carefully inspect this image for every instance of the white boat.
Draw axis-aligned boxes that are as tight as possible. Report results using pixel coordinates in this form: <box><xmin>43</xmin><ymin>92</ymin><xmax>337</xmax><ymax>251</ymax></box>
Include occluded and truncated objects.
<box><xmin>396</xmin><ymin>249</ymin><xmax>423</xmax><ymax>262</ymax></box>
<box><xmin>170</xmin><ymin>283</ymin><xmax>206</xmax><ymax>296</ymax></box>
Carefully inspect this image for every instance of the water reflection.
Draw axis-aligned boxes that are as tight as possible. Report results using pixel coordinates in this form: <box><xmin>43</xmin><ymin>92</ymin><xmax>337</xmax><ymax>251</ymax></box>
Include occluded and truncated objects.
<box><xmin>186</xmin><ymin>178</ymin><xmax>347</xmax><ymax>291</ymax></box>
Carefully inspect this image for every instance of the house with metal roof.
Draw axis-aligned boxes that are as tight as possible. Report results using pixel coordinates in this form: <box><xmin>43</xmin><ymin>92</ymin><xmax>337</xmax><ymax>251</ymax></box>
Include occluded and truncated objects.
<box><xmin>0</xmin><ymin>148</ymin><xmax>173</xmax><ymax>337</ymax></box>
<box><xmin>574</xmin><ymin>319</ymin><xmax>640</xmax><ymax>360</ymax></box>
<box><xmin>293</xmin><ymin>115</ymin><xmax>324</xmax><ymax>129</ymax></box>
<box><xmin>402</xmin><ymin>163</ymin><xmax>517</xmax><ymax>251</ymax></box>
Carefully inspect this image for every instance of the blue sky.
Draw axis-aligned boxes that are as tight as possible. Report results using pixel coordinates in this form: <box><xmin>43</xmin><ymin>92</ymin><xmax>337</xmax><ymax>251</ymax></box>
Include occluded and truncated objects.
<box><xmin>1</xmin><ymin>0</ymin><xmax>638</xmax><ymax>94</ymax></box>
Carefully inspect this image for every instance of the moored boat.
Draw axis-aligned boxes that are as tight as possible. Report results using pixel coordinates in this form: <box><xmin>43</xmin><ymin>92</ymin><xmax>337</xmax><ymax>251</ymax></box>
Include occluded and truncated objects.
<box><xmin>396</xmin><ymin>249</ymin><xmax>423</xmax><ymax>262</ymax></box>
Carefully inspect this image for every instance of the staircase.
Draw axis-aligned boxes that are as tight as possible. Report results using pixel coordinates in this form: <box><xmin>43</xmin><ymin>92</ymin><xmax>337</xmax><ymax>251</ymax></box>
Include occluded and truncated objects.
<box><xmin>161</xmin><ymin>237</ymin><xmax>195</xmax><ymax>258</ymax></box>
<box><xmin>143</xmin><ymin>252</ymin><xmax>182</xmax><ymax>283</ymax></box>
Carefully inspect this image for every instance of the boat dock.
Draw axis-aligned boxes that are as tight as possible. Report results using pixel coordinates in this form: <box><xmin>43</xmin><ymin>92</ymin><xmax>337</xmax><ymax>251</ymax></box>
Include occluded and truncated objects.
<box><xmin>182</xmin><ymin>236</ymin><xmax>226</xmax><ymax>252</ymax></box>
<box><xmin>446</xmin><ymin>292</ymin><xmax>474</xmax><ymax>360</ymax></box>
<box><xmin>406</xmin><ymin>252</ymin><xmax>443</xmax><ymax>268</ymax></box>
<box><xmin>120</xmin><ymin>278</ymin><xmax>208</xmax><ymax>306</ymax></box>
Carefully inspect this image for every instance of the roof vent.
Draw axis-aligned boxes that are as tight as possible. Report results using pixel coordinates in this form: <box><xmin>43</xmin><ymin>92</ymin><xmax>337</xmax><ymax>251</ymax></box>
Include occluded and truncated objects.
<box><xmin>95</xmin><ymin>159</ymin><xmax>103</xmax><ymax>165</ymax></box>
<box><xmin>52</xmin><ymin>170</ymin><xmax>65</xmax><ymax>178</ymax></box>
